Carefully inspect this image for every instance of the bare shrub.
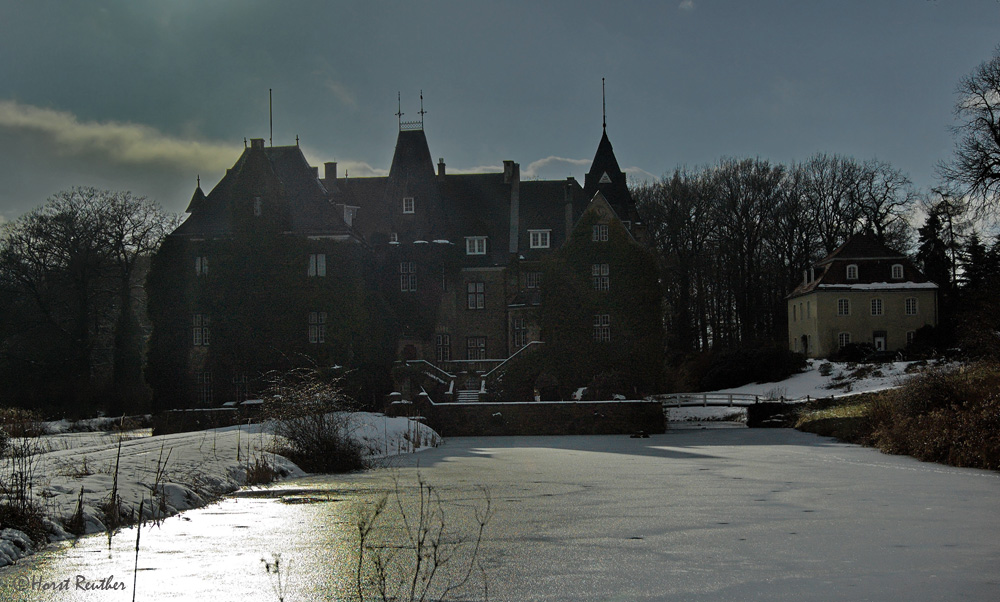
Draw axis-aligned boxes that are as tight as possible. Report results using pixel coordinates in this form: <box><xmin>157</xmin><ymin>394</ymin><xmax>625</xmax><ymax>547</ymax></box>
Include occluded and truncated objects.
<box><xmin>356</xmin><ymin>474</ymin><xmax>493</xmax><ymax>602</ymax></box>
<box><xmin>0</xmin><ymin>407</ymin><xmax>45</xmax><ymax>437</ymax></box>
<box><xmin>264</xmin><ymin>368</ymin><xmax>367</xmax><ymax>474</ymax></box>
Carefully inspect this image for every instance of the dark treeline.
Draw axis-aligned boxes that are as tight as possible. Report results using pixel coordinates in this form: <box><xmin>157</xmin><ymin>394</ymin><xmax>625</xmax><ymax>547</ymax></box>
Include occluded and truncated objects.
<box><xmin>633</xmin><ymin>153</ymin><xmax>917</xmax><ymax>355</ymax></box>
<box><xmin>0</xmin><ymin>188</ymin><xmax>178</xmax><ymax>415</ymax></box>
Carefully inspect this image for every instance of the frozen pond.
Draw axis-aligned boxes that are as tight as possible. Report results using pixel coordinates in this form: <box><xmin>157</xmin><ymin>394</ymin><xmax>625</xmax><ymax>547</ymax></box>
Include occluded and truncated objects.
<box><xmin>1</xmin><ymin>428</ymin><xmax>998</xmax><ymax>601</ymax></box>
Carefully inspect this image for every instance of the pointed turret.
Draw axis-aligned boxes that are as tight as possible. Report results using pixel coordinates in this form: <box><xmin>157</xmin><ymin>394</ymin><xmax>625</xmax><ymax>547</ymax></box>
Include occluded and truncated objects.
<box><xmin>583</xmin><ymin>129</ymin><xmax>637</xmax><ymax>222</ymax></box>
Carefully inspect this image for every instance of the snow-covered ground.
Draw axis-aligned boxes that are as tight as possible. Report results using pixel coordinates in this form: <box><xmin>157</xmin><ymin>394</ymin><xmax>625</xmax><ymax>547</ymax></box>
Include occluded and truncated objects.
<box><xmin>665</xmin><ymin>359</ymin><xmax>929</xmax><ymax>423</ymax></box>
<box><xmin>0</xmin><ymin>413</ymin><xmax>439</xmax><ymax>567</ymax></box>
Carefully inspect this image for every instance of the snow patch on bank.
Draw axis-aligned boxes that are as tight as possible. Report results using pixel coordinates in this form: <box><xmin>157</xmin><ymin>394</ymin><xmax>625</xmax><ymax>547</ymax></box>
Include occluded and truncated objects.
<box><xmin>0</xmin><ymin>412</ymin><xmax>439</xmax><ymax>567</ymax></box>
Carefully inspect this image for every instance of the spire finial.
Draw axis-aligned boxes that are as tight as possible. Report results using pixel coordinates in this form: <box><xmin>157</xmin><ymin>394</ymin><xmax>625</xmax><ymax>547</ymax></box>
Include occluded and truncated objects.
<box><xmin>419</xmin><ymin>90</ymin><xmax>427</xmax><ymax>126</ymax></box>
<box><xmin>295</xmin><ymin>134</ymin><xmax>299</xmax><ymax>146</ymax></box>
<box><xmin>602</xmin><ymin>77</ymin><xmax>606</xmax><ymax>132</ymax></box>
<box><xmin>395</xmin><ymin>92</ymin><xmax>403</xmax><ymax>130</ymax></box>
<box><xmin>197</xmin><ymin>174</ymin><xmax>201</xmax><ymax>188</ymax></box>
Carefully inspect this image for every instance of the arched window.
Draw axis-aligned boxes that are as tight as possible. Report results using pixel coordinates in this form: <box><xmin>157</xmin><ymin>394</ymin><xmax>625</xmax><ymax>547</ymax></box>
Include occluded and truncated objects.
<box><xmin>846</xmin><ymin>264</ymin><xmax>858</xmax><ymax>280</ymax></box>
<box><xmin>891</xmin><ymin>264</ymin><xmax>904</xmax><ymax>279</ymax></box>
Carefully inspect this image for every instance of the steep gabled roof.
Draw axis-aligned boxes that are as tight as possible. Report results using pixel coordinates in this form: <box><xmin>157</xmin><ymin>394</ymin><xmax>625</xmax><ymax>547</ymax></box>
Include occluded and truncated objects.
<box><xmin>583</xmin><ymin>130</ymin><xmax>637</xmax><ymax>222</ymax></box>
<box><xmin>788</xmin><ymin>234</ymin><xmax>936</xmax><ymax>298</ymax></box>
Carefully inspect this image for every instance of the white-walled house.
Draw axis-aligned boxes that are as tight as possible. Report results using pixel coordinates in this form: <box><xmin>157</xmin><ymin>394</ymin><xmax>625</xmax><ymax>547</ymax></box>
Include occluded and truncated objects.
<box><xmin>787</xmin><ymin>235</ymin><xmax>938</xmax><ymax>358</ymax></box>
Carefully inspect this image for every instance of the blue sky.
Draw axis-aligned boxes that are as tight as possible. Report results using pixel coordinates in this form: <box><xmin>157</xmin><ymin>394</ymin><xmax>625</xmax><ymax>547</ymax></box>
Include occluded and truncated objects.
<box><xmin>0</xmin><ymin>0</ymin><xmax>998</xmax><ymax>219</ymax></box>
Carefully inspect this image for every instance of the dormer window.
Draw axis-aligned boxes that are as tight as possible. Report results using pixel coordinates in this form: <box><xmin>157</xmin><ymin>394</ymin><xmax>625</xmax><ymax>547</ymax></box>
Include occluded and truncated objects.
<box><xmin>402</xmin><ymin>197</ymin><xmax>414</xmax><ymax>214</ymax></box>
<box><xmin>846</xmin><ymin>264</ymin><xmax>858</xmax><ymax>280</ymax></box>
<box><xmin>529</xmin><ymin>229</ymin><xmax>551</xmax><ymax>249</ymax></box>
<box><xmin>344</xmin><ymin>206</ymin><xmax>358</xmax><ymax>227</ymax></box>
<box><xmin>466</xmin><ymin>236</ymin><xmax>487</xmax><ymax>255</ymax></box>
<box><xmin>891</xmin><ymin>264</ymin><xmax>904</xmax><ymax>279</ymax></box>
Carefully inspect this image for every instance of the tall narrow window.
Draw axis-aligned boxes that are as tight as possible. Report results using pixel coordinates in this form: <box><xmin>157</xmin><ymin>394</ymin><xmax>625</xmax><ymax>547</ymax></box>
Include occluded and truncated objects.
<box><xmin>435</xmin><ymin>334</ymin><xmax>451</xmax><ymax>362</ymax></box>
<box><xmin>592</xmin><ymin>263</ymin><xmax>609</xmax><ymax>290</ymax></box>
<box><xmin>906</xmin><ymin>331</ymin><xmax>916</xmax><ymax>345</ymax></box>
<box><xmin>871</xmin><ymin>298</ymin><xmax>883</xmax><ymax>316</ymax></box>
<box><xmin>196</xmin><ymin>372</ymin><xmax>213</xmax><ymax>404</ymax></box>
<box><xmin>846</xmin><ymin>264</ymin><xmax>858</xmax><ymax>280</ymax></box>
<box><xmin>837</xmin><ymin>299</ymin><xmax>850</xmax><ymax>316</ymax></box>
<box><xmin>892</xmin><ymin>264</ymin><xmax>904</xmax><ymax>279</ymax></box>
<box><xmin>467</xmin><ymin>282</ymin><xmax>485</xmax><ymax>309</ymax></box>
<box><xmin>793</xmin><ymin>305</ymin><xmax>797</xmax><ymax>322</ymax></box>
<box><xmin>308</xmin><ymin>311</ymin><xmax>327</xmax><ymax>344</ymax></box>
<box><xmin>466</xmin><ymin>336</ymin><xmax>487</xmax><ymax>360</ymax></box>
<box><xmin>399</xmin><ymin>261</ymin><xmax>416</xmax><ymax>292</ymax></box>
<box><xmin>593</xmin><ymin>314</ymin><xmax>611</xmax><ymax>342</ymax></box>
<box><xmin>525</xmin><ymin>272</ymin><xmax>542</xmax><ymax>289</ymax></box>
<box><xmin>529</xmin><ymin>229</ymin><xmax>551</xmax><ymax>249</ymax></box>
<box><xmin>838</xmin><ymin>332</ymin><xmax>851</xmax><ymax>349</ymax></box>
<box><xmin>308</xmin><ymin>253</ymin><xmax>327</xmax><ymax>277</ymax></box>
<box><xmin>390</xmin><ymin>232</ymin><xmax>399</xmax><ymax>243</ymax></box>
<box><xmin>592</xmin><ymin>224</ymin><xmax>609</xmax><ymax>242</ymax></box>
<box><xmin>905</xmin><ymin>297</ymin><xmax>918</xmax><ymax>315</ymax></box>
<box><xmin>195</xmin><ymin>256</ymin><xmax>208</xmax><ymax>276</ymax></box>
<box><xmin>253</xmin><ymin>197</ymin><xmax>262</xmax><ymax>216</ymax></box>
<box><xmin>402</xmin><ymin>197</ymin><xmax>414</xmax><ymax>214</ymax></box>
<box><xmin>192</xmin><ymin>314</ymin><xmax>210</xmax><ymax>346</ymax></box>
<box><xmin>465</xmin><ymin>236</ymin><xmax>487</xmax><ymax>255</ymax></box>
<box><xmin>512</xmin><ymin>317</ymin><xmax>527</xmax><ymax>349</ymax></box>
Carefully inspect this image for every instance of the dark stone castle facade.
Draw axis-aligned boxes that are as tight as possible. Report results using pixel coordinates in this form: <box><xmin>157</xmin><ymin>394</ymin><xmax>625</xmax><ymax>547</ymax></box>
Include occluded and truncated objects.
<box><xmin>146</xmin><ymin>116</ymin><xmax>662</xmax><ymax>408</ymax></box>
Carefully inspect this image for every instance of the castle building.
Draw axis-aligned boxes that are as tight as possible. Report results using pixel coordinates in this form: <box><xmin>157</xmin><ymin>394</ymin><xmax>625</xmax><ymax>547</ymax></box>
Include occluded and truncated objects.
<box><xmin>786</xmin><ymin>234</ymin><xmax>938</xmax><ymax>358</ymax></box>
<box><xmin>145</xmin><ymin>111</ymin><xmax>661</xmax><ymax>407</ymax></box>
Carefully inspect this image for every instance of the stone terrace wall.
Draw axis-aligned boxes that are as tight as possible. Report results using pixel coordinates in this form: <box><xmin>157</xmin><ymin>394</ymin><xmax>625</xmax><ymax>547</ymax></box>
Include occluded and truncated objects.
<box><xmin>422</xmin><ymin>400</ymin><xmax>665</xmax><ymax>437</ymax></box>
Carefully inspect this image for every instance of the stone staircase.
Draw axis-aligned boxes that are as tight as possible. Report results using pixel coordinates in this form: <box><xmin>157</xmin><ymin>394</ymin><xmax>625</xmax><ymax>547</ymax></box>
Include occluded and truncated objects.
<box><xmin>456</xmin><ymin>389</ymin><xmax>480</xmax><ymax>403</ymax></box>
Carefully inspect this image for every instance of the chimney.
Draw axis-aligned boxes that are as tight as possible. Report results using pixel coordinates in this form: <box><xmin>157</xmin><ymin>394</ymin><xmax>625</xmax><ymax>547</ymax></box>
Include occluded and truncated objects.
<box><xmin>565</xmin><ymin>179</ymin><xmax>575</xmax><ymax>241</ymax></box>
<box><xmin>803</xmin><ymin>270</ymin><xmax>809</xmax><ymax>285</ymax></box>
<box><xmin>437</xmin><ymin>158</ymin><xmax>446</xmax><ymax>177</ymax></box>
<box><xmin>507</xmin><ymin>162</ymin><xmax>520</xmax><ymax>253</ymax></box>
<box><xmin>250</xmin><ymin>138</ymin><xmax>265</xmax><ymax>150</ymax></box>
<box><xmin>312</xmin><ymin>167</ymin><xmax>319</xmax><ymax>179</ymax></box>
<box><xmin>810</xmin><ymin>267</ymin><xmax>815</xmax><ymax>282</ymax></box>
<box><xmin>324</xmin><ymin>162</ymin><xmax>337</xmax><ymax>180</ymax></box>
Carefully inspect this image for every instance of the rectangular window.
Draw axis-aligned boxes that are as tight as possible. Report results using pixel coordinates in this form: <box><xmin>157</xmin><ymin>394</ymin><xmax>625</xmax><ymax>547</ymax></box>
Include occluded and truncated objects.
<box><xmin>892</xmin><ymin>264</ymin><xmax>904</xmax><ymax>279</ymax></box>
<box><xmin>529</xmin><ymin>229</ymin><xmax>551</xmax><ymax>249</ymax></box>
<box><xmin>192</xmin><ymin>314</ymin><xmax>210</xmax><ymax>346</ymax></box>
<box><xmin>593</xmin><ymin>314</ymin><xmax>611</xmax><ymax>342</ymax></box>
<box><xmin>512</xmin><ymin>317</ymin><xmax>527</xmax><ymax>349</ymax></box>
<box><xmin>592</xmin><ymin>263</ymin><xmax>610</xmax><ymax>290</ymax></box>
<box><xmin>871</xmin><ymin>298</ymin><xmax>883</xmax><ymax>316</ymax></box>
<box><xmin>435</xmin><ymin>334</ymin><xmax>451</xmax><ymax>363</ymax></box>
<box><xmin>308</xmin><ymin>253</ymin><xmax>327</xmax><ymax>277</ymax></box>
<box><xmin>838</xmin><ymin>332</ymin><xmax>851</xmax><ymax>349</ymax></box>
<box><xmin>807</xmin><ymin>301</ymin><xmax>811</xmax><ymax>318</ymax></box>
<box><xmin>232</xmin><ymin>373</ymin><xmax>249</xmax><ymax>402</ymax></box>
<box><xmin>467</xmin><ymin>282</ymin><xmax>485</xmax><ymax>309</ymax></box>
<box><xmin>399</xmin><ymin>261</ymin><xmax>416</xmax><ymax>292</ymax></box>
<box><xmin>846</xmin><ymin>264</ymin><xmax>858</xmax><ymax>280</ymax></box>
<box><xmin>793</xmin><ymin>305</ymin><xmax>797</xmax><ymax>322</ymax></box>
<box><xmin>344</xmin><ymin>206</ymin><xmax>357</xmax><ymax>227</ymax></box>
<box><xmin>308</xmin><ymin>311</ymin><xmax>327</xmax><ymax>344</ymax></box>
<box><xmin>196</xmin><ymin>372</ymin><xmax>213</xmax><ymax>405</ymax></box>
<box><xmin>592</xmin><ymin>224</ymin><xmax>609</xmax><ymax>242</ymax></box>
<box><xmin>466</xmin><ymin>336</ymin><xmax>487</xmax><ymax>361</ymax></box>
<box><xmin>905</xmin><ymin>297</ymin><xmax>918</xmax><ymax>315</ymax></box>
<box><xmin>390</xmin><ymin>232</ymin><xmax>399</xmax><ymax>243</ymax></box>
<box><xmin>525</xmin><ymin>271</ymin><xmax>542</xmax><ymax>289</ymax></box>
<box><xmin>465</xmin><ymin>236</ymin><xmax>487</xmax><ymax>255</ymax></box>
<box><xmin>906</xmin><ymin>331</ymin><xmax>916</xmax><ymax>345</ymax></box>
<box><xmin>195</xmin><ymin>256</ymin><xmax>208</xmax><ymax>276</ymax></box>
<box><xmin>253</xmin><ymin>197</ymin><xmax>262</xmax><ymax>217</ymax></box>
<box><xmin>837</xmin><ymin>299</ymin><xmax>850</xmax><ymax>316</ymax></box>
<box><xmin>402</xmin><ymin>197</ymin><xmax>414</xmax><ymax>214</ymax></box>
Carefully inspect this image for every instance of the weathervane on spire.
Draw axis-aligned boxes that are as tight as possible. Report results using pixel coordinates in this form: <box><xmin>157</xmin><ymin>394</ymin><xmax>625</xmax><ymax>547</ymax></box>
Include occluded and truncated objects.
<box><xmin>602</xmin><ymin>77</ymin><xmax>607</xmax><ymax>132</ymax></box>
<box><xmin>395</xmin><ymin>92</ymin><xmax>404</xmax><ymax>130</ymax></box>
<box><xmin>418</xmin><ymin>90</ymin><xmax>427</xmax><ymax>127</ymax></box>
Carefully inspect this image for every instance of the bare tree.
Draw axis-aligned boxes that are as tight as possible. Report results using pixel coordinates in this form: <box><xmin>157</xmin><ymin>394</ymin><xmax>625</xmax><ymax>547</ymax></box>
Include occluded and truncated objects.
<box><xmin>0</xmin><ymin>187</ymin><xmax>175</xmax><ymax>410</ymax></box>
<box><xmin>940</xmin><ymin>46</ymin><xmax>1000</xmax><ymax>215</ymax></box>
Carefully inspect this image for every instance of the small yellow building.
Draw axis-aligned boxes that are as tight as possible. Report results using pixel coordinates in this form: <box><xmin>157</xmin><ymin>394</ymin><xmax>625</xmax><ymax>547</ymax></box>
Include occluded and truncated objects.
<box><xmin>787</xmin><ymin>235</ymin><xmax>938</xmax><ymax>358</ymax></box>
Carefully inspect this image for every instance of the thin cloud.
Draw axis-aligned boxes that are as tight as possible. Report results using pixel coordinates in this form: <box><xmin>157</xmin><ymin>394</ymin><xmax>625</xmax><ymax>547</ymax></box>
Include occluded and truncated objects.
<box><xmin>324</xmin><ymin>80</ymin><xmax>358</xmax><ymax>109</ymax></box>
<box><xmin>523</xmin><ymin>156</ymin><xmax>591</xmax><ymax>178</ymax></box>
<box><xmin>679</xmin><ymin>0</ymin><xmax>696</xmax><ymax>12</ymax></box>
<box><xmin>0</xmin><ymin>100</ymin><xmax>239</xmax><ymax>172</ymax></box>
